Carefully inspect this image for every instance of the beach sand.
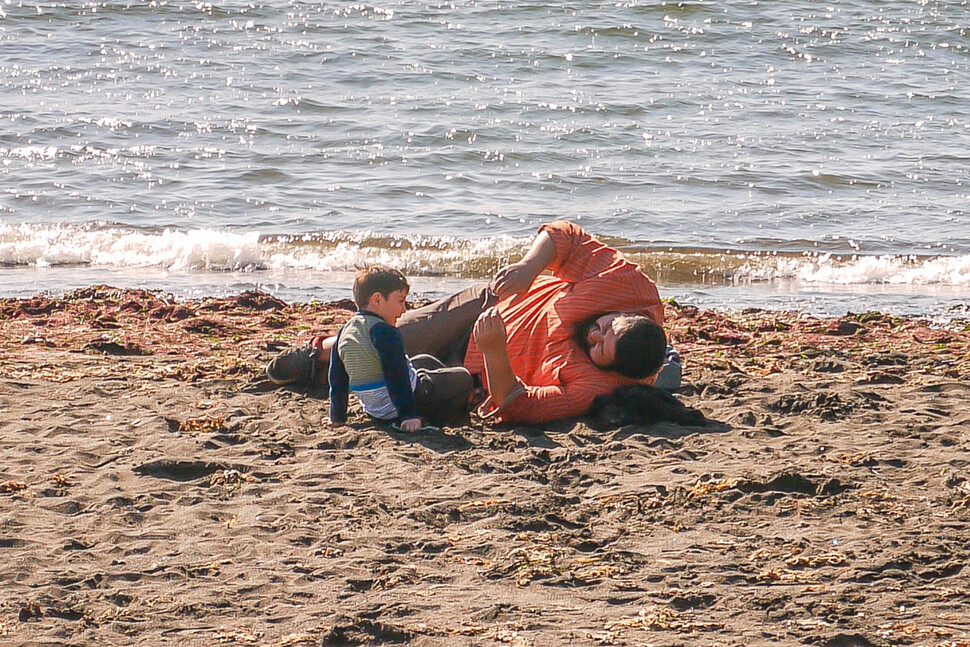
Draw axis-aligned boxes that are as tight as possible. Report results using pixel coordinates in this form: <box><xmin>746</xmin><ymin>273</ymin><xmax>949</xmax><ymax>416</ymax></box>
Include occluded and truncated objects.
<box><xmin>2</xmin><ymin>286</ymin><xmax>969</xmax><ymax>646</ymax></box>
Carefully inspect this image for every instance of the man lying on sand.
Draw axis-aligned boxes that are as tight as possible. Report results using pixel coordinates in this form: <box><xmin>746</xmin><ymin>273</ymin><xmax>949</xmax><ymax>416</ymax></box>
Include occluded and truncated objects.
<box><xmin>268</xmin><ymin>220</ymin><xmax>681</xmax><ymax>424</ymax></box>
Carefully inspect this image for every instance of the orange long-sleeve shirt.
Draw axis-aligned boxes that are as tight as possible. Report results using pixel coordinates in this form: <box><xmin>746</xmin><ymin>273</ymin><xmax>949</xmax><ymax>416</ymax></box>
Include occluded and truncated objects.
<box><xmin>464</xmin><ymin>220</ymin><xmax>664</xmax><ymax>424</ymax></box>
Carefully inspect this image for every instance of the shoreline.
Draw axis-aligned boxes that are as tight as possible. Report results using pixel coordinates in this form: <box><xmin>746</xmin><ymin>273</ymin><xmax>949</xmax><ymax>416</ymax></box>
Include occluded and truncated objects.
<box><xmin>3</xmin><ymin>265</ymin><xmax>970</xmax><ymax>322</ymax></box>
<box><xmin>2</xmin><ymin>286</ymin><xmax>970</xmax><ymax>646</ymax></box>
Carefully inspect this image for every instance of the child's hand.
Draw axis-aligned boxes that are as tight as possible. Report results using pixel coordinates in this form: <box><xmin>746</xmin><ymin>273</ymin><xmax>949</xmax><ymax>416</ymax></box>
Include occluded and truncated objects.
<box><xmin>398</xmin><ymin>417</ymin><xmax>422</xmax><ymax>433</ymax></box>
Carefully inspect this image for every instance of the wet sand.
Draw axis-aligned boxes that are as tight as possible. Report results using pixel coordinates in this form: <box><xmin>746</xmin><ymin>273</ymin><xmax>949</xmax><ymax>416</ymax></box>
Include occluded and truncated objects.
<box><xmin>2</xmin><ymin>286</ymin><xmax>969</xmax><ymax>647</ymax></box>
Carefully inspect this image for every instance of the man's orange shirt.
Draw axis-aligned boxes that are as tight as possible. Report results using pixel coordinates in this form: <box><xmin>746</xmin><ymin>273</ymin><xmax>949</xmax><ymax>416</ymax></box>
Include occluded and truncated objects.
<box><xmin>463</xmin><ymin>220</ymin><xmax>664</xmax><ymax>424</ymax></box>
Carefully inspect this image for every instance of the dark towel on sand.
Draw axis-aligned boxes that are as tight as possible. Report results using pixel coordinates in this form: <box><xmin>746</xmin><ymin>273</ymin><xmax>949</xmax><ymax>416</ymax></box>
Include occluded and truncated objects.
<box><xmin>590</xmin><ymin>384</ymin><xmax>706</xmax><ymax>429</ymax></box>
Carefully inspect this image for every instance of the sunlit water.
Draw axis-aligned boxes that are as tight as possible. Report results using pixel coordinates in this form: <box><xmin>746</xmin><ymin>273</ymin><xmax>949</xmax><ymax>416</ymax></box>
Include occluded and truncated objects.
<box><xmin>1</xmin><ymin>1</ymin><xmax>968</xmax><ymax>316</ymax></box>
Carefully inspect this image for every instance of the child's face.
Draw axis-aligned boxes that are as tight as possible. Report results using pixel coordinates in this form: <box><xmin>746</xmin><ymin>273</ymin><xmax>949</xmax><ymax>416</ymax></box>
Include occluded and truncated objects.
<box><xmin>369</xmin><ymin>288</ymin><xmax>408</xmax><ymax>326</ymax></box>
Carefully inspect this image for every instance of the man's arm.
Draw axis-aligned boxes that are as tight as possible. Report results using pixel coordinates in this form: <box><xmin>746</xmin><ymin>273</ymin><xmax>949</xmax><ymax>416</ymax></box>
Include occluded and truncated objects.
<box><xmin>540</xmin><ymin>220</ymin><xmax>664</xmax><ymax>325</ymax></box>
<box><xmin>481</xmin><ymin>376</ymin><xmax>606</xmax><ymax>424</ymax></box>
<box><xmin>471</xmin><ymin>307</ymin><xmax>522</xmax><ymax>407</ymax></box>
<box><xmin>490</xmin><ymin>231</ymin><xmax>556</xmax><ymax>300</ymax></box>
<box><xmin>492</xmin><ymin>220</ymin><xmax>643</xmax><ymax>296</ymax></box>
<box><xmin>539</xmin><ymin>220</ymin><xmax>631</xmax><ymax>283</ymax></box>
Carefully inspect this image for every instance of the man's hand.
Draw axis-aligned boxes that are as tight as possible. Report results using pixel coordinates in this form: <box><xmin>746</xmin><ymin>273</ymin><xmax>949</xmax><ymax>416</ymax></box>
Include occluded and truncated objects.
<box><xmin>488</xmin><ymin>230</ymin><xmax>555</xmax><ymax>301</ymax></box>
<box><xmin>473</xmin><ymin>307</ymin><xmax>519</xmax><ymax>407</ymax></box>
<box><xmin>472</xmin><ymin>307</ymin><xmax>508</xmax><ymax>352</ymax></box>
<box><xmin>398</xmin><ymin>417</ymin><xmax>422</xmax><ymax>433</ymax></box>
<box><xmin>490</xmin><ymin>261</ymin><xmax>535</xmax><ymax>301</ymax></box>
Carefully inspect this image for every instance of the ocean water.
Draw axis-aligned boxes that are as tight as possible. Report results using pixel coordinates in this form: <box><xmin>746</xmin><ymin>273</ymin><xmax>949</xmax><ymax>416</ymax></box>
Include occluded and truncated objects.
<box><xmin>1</xmin><ymin>0</ymin><xmax>968</xmax><ymax>317</ymax></box>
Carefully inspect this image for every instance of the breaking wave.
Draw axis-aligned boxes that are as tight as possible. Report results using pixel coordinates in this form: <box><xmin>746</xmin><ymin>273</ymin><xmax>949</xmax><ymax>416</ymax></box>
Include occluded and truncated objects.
<box><xmin>2</xmin><ymin>222</ymin><xmax>970</xmax><ymax>288</ymax></box>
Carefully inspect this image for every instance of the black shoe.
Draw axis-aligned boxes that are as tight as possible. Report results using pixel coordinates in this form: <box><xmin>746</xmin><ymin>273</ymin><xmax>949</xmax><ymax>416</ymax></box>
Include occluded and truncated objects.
<box><xmin>266</xmin><ymin>344</ymin><xmax>318</xmax><ymax>386</ymax></box>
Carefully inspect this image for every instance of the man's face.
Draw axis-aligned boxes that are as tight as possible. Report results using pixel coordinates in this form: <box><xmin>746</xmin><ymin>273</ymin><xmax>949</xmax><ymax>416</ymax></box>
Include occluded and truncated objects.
<box><xmin>585</xmin><ymin>313</ymin><xmax>633</xmax><ymax>368</ymax></box>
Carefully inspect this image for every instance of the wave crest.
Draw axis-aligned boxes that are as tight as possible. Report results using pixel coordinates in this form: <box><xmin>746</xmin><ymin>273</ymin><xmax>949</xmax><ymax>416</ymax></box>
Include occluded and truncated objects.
<box><xmin>3</xmin><ymin>223</ymin><xmax>970</xmax><ymax>287</ymax></box>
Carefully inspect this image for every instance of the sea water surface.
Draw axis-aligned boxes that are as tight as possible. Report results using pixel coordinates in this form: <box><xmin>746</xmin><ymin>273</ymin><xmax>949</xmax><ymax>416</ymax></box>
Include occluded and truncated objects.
<box><xmin>1</xmin><ymin>1</ymin><xmax>968</xmax><ymax>317</ymax></box>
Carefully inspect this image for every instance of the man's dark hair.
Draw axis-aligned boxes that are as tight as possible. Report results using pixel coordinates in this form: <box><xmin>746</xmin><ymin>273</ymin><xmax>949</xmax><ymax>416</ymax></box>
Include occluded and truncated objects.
<box><xmin>353</xmin><ymin>265</ymin><xmax>409</xmax><ymax>309</ymax></box>
<box><xmin>613</xmin><ymin>316</ymin><xmax>667</xmax><ymax>379</ymax></box>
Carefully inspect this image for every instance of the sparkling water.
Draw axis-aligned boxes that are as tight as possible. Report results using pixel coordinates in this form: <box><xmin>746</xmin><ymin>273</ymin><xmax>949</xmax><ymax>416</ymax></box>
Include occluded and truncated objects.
<box><xmin>1</xmin><ymin>1</ymin><xmax>968</xmax><ymax>316</ymax></box>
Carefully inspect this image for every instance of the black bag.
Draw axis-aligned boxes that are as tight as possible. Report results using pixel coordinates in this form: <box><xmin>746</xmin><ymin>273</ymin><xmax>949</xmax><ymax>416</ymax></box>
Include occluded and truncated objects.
<box><xmin>590</xmin><ymin>384</ymin><xmax>706</xmax><ymax>429</ymax></box>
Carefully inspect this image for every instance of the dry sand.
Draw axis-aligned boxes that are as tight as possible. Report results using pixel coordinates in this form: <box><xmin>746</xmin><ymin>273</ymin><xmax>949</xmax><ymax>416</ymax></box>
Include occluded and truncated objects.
<box><xmin>1</xmin><ymin>286</ymin><xmax>969</xmax><ymax>647</ymax></box>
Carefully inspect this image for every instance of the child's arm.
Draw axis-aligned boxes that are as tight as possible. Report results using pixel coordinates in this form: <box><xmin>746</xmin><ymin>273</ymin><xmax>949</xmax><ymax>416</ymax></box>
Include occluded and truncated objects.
<box><xmin>328</xmin><ymin>332</ymin><xmax>350</xmax><ymax>424</ymax></box>
<box><xmin>369</xmin><ymin>322</ymin><xmax>420</xmax><ymax>423</ymax></box>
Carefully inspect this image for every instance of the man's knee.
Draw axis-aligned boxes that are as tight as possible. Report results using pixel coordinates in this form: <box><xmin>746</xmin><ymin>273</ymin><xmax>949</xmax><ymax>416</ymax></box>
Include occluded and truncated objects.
<box><xmin>397</xmin><ymin>284</ymin><xmax>493</xmax><ymax>359</ymax></box>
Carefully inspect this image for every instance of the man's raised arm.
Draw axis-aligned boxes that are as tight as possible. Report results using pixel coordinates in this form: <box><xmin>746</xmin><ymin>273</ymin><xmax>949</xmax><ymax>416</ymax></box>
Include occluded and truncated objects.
<box><xmin>489</xmin><ymin>230</ymin><xmax>556</xmax><ymax>301</ymax></box>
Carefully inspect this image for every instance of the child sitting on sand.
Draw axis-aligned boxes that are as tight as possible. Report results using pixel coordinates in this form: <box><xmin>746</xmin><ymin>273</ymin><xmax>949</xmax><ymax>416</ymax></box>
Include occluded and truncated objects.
<box><xmin>328</xmin><ymin>266</ymin><xmax>472</xmax><ymax>431</ymax></box>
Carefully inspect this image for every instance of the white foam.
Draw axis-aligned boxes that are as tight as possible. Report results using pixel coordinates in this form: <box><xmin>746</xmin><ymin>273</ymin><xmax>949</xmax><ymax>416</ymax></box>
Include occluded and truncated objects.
<box><xmin>0</xmin><ymin>224</ymin><xmax>262</xmax><ymax>271</ymax></box>
<box><xmin>2</xmin><ymin>222</ymin><xmax>969</xmax><ymax>287</ymax></box>
<box><xmin>0</xmin><ymin>223</ymin><xmax>529</xmax><ymax>276</ymax></box>
<box><xmin>263</xmin><ymin>232</ymin><xmax>527</xmax><ymax>276</ymax></box>
<box><xmin>735</xmin><ymin>252</ymin><xmax>970</xmax><ymax>286</ymax></box>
